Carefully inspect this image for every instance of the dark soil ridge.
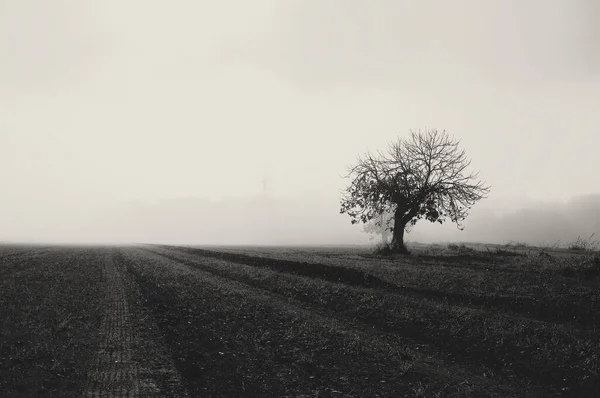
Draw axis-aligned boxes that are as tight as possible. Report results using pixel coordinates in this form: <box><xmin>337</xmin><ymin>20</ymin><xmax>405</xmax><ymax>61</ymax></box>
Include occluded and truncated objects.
<box><xmin>214</xmin><ymin>246</ymin><xmax>600</xmax><ymax>279</ymax></box>
<box><xmin>411</xmin><ymin>252</ymin><xmax>600</xmax><ymax>279</ymax></box>
<box><xmin>152</xmin><ymin>245</ymin><xmax>600</xmax><ymax>329</ymax></box>
<box><xmin>142</xmin><ymin>246</ymin><xmax>598</xmax><ymax>396</ymax></box>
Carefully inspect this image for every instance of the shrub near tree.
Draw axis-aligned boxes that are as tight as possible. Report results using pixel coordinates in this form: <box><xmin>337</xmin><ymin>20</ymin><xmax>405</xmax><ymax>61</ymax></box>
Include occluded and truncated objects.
<box><xmin>362</xmin><ymin>209</ymin><xmax>394</xmax><ymax>245</ymax></box>
<box><xmin>340</xmin><ymin>129</ymin><xmax>491</xmax><ymax>254</ymax></box>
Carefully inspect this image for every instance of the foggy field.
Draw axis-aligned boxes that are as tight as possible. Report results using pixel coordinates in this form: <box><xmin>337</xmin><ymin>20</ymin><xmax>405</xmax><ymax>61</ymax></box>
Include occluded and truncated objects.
<box><xmin>2</xmin><ymin>1</ymin><xmax>599</xmax><ymax>396</ymax></box>
<box><xmin>1</xmin><ymin>244</ymin><xmax>598</xmax><ymax>397</ymax></box>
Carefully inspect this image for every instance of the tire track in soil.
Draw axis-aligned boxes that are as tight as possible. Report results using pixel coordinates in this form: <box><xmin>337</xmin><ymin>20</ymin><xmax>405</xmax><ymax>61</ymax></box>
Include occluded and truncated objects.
<box><xmin>127</xmin><ymin>247</ymin><xmax>536</xmax><ymax>397</ymax></box>
<box><xmin>154</xmin><ymin>245</ymin><xmax>600</xmax><ymax>329</ymax></box>
<box><xmin>139</xmin><ymin>246</ymin><xmax>580</xmax><ymax>396</ymax></box>
<box><xmin>84</xmin><ymin>250</ymin><xmax>188</xmax><ymax>397</ymax></box>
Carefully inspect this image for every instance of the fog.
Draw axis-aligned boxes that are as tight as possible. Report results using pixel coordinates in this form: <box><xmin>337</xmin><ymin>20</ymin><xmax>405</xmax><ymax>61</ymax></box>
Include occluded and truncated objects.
<box><xmin>1</xmin><ymin>1</ymin><xmax>598</xmax><ymax>246</ymax></box>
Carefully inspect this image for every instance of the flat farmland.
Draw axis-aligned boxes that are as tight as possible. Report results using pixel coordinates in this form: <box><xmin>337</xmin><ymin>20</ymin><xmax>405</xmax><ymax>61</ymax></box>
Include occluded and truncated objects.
<box><xmin>1</xmin><ymin>244</ymin><xmax>598</xmax><ymax>397</ymax></box>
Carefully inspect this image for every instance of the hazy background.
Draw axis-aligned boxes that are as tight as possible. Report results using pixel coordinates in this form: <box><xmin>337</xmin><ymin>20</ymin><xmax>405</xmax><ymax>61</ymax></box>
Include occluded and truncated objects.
<box><xmin>1</xmin><ymin>0</ymin><xmax>598</xmax><ymax>245</ymax></box>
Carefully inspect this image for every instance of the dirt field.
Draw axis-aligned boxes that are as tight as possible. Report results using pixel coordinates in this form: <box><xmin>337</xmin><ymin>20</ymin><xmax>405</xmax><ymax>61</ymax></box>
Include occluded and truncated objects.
<box><xmin>1</xmin><ymin>243</ymin><xmax>598</xmax><ymax>397</ymax></box>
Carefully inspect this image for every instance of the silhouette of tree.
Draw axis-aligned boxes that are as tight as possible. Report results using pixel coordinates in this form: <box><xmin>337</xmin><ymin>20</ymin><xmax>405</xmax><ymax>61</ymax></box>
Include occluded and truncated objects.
<box><xmin>340</xmin><ymin>129</ymin><xmax>490</xmax><ymax>254</ymax></box>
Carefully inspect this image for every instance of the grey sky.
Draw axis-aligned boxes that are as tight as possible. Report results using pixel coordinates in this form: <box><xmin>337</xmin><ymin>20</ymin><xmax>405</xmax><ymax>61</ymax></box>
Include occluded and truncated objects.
<box><xmin>1</xmin><ymin>1</ymin><xmax>598</xmax><ymax>243</ymax></box>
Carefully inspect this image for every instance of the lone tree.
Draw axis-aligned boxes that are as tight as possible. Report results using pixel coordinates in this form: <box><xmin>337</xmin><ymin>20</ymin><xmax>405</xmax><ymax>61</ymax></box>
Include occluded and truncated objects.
<box><xmin>340</xmin><ymin>129</ymin><xmax>491</xmax><ymax>254</ymax></box>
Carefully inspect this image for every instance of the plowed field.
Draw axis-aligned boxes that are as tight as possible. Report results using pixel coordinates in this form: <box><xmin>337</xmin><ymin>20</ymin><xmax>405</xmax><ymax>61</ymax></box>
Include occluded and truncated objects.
<box><xmin>1</xmin><ymin>244</ymin><xmax>598</xmax><ymax>397</ymax></box>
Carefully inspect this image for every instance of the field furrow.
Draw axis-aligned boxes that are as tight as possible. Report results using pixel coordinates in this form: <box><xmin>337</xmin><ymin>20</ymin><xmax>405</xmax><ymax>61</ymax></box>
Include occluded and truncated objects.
<box><xmin>84</xmin><ymin>250</ymin><xmax>188</xmax><ymax>398</ymax></box>
<box><xmin>142</xmin><ymin>245</ymin><xmax>599</xmax><ymax>396</ymax></box>
<box><xmin>156</xmin><ymin>245</ymin><xmax>600</xmax><ymax>329</ymax></box>
<box><xmin>2</xmin><ymin>244</ymin><xmax>597</xmax><ymax>396</ymax></box>
<box><xmin>84</xmin><ymin>252</ymin><xmax>141</xmax><ymax>397</ymax></box>
<box><xmin>120</xmin><ymin>247</ymin><xmax>555</xmax><ymax>397</ymax></box>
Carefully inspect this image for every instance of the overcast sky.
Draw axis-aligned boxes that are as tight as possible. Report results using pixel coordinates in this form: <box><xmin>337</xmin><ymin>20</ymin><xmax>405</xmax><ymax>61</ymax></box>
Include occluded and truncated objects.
<box><xmin>1</xmin><ymin>0</ymin><xmax>599</xmax><ymax>243</ymax></box>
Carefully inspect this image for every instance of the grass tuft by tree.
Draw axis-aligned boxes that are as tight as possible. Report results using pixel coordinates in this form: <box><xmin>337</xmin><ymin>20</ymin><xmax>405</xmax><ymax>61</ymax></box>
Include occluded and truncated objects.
<box><xmin>340</xmin><ymin>129</ymin><xmax>491</xmax><ymax>254</ymax></box>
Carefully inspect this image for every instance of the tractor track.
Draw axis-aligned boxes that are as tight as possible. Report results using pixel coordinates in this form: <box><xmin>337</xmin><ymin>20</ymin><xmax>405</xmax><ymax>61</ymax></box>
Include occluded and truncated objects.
<box><xmin>84</xmin><ymin>250</ymin><xmax>188</xmax><ymax>397</ymax></box>
<box><xmin>136</xmin><ymin>245</ymin><xmax>598</xmax><ymax>396</ymax></box>
<box><xmin>125</xmin><ymin>247</ymin><xmax>548</xmax><ymax>397</ymax></box>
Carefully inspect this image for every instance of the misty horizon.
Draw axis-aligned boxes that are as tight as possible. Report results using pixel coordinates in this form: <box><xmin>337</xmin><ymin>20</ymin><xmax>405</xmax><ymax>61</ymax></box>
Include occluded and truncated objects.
<box><xmin>1</xmin><ymin>0</ymin><xmax>599</xmax><ymax>246</ymax></box>
<box><xmin>2</xmin><ymin>192</ymin><xmax>599</xmax><ymax>249</ymax></box>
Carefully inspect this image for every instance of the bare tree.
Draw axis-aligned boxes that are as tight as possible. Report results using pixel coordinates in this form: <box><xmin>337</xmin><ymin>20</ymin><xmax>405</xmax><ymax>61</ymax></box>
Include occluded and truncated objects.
<box><xmin>340</xmin><ymin>129</ymin><xmax>491</xmax><ymax>254</ymax></box>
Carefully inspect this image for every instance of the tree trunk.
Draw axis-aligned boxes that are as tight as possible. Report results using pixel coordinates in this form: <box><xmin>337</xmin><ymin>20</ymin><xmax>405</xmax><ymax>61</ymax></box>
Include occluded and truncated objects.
<box><xmin>390</xmin><ymin>209</ymin><xmax>409</xmax><ymax>254</ymax></box>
